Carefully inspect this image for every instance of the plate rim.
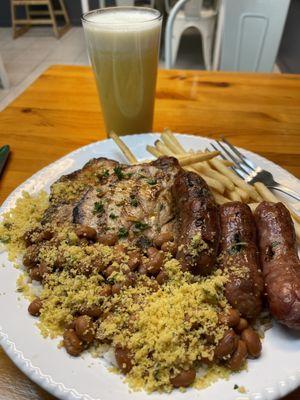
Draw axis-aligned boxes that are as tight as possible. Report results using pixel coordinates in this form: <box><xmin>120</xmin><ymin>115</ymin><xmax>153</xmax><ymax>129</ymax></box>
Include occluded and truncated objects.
<box><xmin>1</xmin><ymin>133</ymin><xmax>300</xmax><ymax>400</ymax></box>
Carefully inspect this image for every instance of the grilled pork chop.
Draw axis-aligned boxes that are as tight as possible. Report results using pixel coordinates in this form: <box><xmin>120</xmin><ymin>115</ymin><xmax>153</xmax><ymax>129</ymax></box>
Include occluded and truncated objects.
<box><xmin>43</xmin><ymin>157</ymin><xmax>181</xmax><ymax>245</ymax></box>
<box><xmin>25</xmin><ymin>156</ymin><xmax>220</xmax><ymax>275</ymax></box>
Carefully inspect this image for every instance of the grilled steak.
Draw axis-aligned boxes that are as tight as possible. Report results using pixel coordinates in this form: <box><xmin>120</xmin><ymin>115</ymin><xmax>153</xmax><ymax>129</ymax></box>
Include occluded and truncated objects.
<box><xmin>24</xmin><ymin>156</ymin><xmax>220</xmax><ymax>275</ymax></box>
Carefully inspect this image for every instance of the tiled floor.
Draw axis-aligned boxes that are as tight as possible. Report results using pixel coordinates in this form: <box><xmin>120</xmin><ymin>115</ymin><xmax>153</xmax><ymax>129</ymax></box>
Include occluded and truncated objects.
<box><xmin>0</xmin><ymin>26</ymin><xmax>279</xmax><ymax>111</ymax></box>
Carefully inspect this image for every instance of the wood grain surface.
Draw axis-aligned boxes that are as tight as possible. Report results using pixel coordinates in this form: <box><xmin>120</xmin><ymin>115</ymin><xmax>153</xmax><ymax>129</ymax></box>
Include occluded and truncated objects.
<box><xmin>0</xmin><ymin>65</ymin><xmax>299</xmax><ymax>400</ymax></box>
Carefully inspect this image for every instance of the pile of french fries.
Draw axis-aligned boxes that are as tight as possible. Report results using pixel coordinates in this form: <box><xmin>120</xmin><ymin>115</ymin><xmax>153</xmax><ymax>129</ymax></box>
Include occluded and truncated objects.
<box><xmin>109</xmin><ymin>131</ymin><xmax>300</xmax><ymax>242</ymax></box>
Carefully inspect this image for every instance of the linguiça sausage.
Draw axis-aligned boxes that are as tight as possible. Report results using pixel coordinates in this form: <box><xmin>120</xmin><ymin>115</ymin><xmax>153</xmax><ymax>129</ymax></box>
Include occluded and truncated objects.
<box><xmin>172</xmin><ymin>171</ymin><xmax>220</xmax><ymax>275</ymax></box>
<box><xmin>255</xmin><ymin>202</ymin><xmax>300</xmax><ymax>330</ymax></box>
<box><xmin>219</xmin><ymin>202</ymin><xmax>264</xmax><ymax>320</ymax></box>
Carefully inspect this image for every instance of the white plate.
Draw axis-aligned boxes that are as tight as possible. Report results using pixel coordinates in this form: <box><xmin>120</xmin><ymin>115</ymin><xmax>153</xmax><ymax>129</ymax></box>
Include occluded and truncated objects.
<box><xmin>0</xmin><ymin>134</ymin><xmax>300</xmax><ymax>400</ymax></box>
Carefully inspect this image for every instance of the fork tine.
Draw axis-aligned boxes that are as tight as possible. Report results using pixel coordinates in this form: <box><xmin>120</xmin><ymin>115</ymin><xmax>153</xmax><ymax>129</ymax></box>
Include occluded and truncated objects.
<box><xmin>216</xmin><ymin>140</ymin><xmax>240</xmax><ymax>165</ymax></box>
<box><xmin>221</xmin><ymin>137</ymin><xmax>256</xmax><ymax>171</ymax></box>
<box><xmin>216</xmin><ymin>140</ymin><xmax>254</xmax><ymax>176</ymax></box>
<box><xmin>209</xmin><ymin>144</ymin><xmax>226</xmax><ymax>160</ymax></box>
<box><xmin>232</xmin><ymin>166</ymin><xmax>248</xmax><ymax>179</ymax></box>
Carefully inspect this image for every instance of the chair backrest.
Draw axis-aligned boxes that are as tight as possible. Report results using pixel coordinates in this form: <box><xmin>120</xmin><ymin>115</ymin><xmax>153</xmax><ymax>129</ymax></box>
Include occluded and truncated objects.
<box><xmin>100</xmin><ymin>0</ymin><xmax>155</xmax><ymax>6</ymax></box>
<box><xmin>183</xmin><ymin>0</ymin><xmax>204</xmax><ymax>18</ymax></box>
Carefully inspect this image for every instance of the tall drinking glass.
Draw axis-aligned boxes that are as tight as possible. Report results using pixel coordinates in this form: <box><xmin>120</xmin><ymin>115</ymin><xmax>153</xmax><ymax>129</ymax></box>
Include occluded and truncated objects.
<box><xmin>82</xmin><ymin>7</ymin><xmax>162</xmax><ymax>136</ymax></box>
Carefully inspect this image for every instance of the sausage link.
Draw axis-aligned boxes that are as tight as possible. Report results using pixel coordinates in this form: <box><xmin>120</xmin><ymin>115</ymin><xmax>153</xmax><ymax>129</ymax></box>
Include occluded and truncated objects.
<box><xmin>172</xmin><ymin>171</ymin><xmax>220</xmax><ymax>275</ymax></box>
<box><xmin>219</xmin><ymin>202</ymin><xmax>264</xmax><ymax>320</ymax></box>
<box><xmin>255</xmin><ymin>202</ymin><xmax>300</xmax><ymax>330</ymax></box>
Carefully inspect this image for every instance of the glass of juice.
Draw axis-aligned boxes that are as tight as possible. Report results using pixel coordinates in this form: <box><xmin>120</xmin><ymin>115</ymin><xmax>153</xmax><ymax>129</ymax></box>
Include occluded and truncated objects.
<box><xmin>82</xmin><ymin>7</ymin><xmax>162</xmax><ymax>136</ymax></box>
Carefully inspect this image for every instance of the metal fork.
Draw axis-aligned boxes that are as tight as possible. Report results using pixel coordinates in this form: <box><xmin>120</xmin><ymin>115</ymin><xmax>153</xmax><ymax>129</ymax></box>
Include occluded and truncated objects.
<box><xmin>210</xmin><ymin>138</ymin><xmax>300</xmax><ymax>202</ymax></box>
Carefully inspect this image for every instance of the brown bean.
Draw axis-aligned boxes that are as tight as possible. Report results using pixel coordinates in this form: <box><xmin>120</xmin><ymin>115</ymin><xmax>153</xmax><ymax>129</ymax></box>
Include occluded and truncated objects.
<box><xmin>161</xmin><ymin>241</ymin><xmax>178</xmax><ymax>256</ymax></box>
<box><xmin>235</xmin><ymin>318</ymin><xmax>249</xmax><ymax>333</ymax></box>
<box><xmin>156</xmin><ymin>270</ymin><xmax>168</xmax><ymax>285</ymax></box>
<box><xmin>103</xmin><ymin>265</ymin><xmax>118</xmax><ymax>278</ymax></box>
<box><xmin>127</xmin><ymin>250</ymin><xmax>141</xmax><ymax>271</ymax></box>
<box><xmin>99</xmin><ymin>284</ymin><xmax>112</xmax><ymax>297</ymax></box>
<box><xmin>241</xmin><ymin>328</ymin><xmax>262</xmax><ymax>358</ymax></box>
<box><xmin>28</xmin><ymin>298</ymin><xmax>42</xmax><ymax>316</ymax></box>
<box><xmin>153</xmin><ymin>232</ymin><xmax>174</xmax><ymax>248</ymax></box>
<box><xmin>124</xmin><ymin>272</ymin><xmax>136</xmax><ymax>287</ymax></box>
<box><xmin>227</xmin><ymin>340</ymin><xmax>248</xmax><ymax>371</ymax></box>
<box><xmin>98</xmin><ymin>233</ymin><xmax>118</xmax><ymax>246</ymax></box>
<box><xmin>38</xmin><ymin>230</ymin><xmax>54</xmax><ymax>242</ymax></box>
<box><xmin>138</xmin><ymin>262</ymin><xmax>148</xmax><ymax>275</ymax></box>
<box><xmin>84</xmin><ymin>305</ymin><xmax>103</xmax><ymax>318</ymax></box>
<box><xmin>39</xmin><ymin>261</ymin><xmax>51</xmax><ymax>278</ymax></box>
<box><xmin>111</xmin><ymin>283</ymin><xmax>122</xmax><ymax>295</ymax></box>
<box><xmin>214</xmin><ymin>329</ymin><xmax>239</xmax><ymax>359</ymax></box>
<box><xmin>22</xmin><ymin>247</ymin><xmax>38</xmax><ymax>268</ymax></box>
<box><xmin>29</xmin><ymin>267</ymin><xmax>42</xmax><ymax>282</ymax></box>
<box><xmin>219</xmin><ymin>309</ymin><xmax>240</xmax><ymax>328</ymax></box>
<box><xmin>170</xmin><ymin>368</ymin><xmax>196</xmax><ymax>388</ymax></box>
<box><xmin>147</xmin><ymin>247</ymin><xmax>158</xmax><ymax>257</ymax></box>
<box><xmin>23</xmin><ymin>230</ymin><xmax>34</xmax><ymax>247</ymax></box>
<box><xmin>115</xmin><ymin>347</ymin><xmax>133</xmax><ymax>373</ymax></box>
<box><xmin>147</xmin><ymin>252</ymin><xmax>164</xmax><ymax>276</ymax></box>
<box><xmin>63</xmin><ymin>329</ymin><xmax>83</xmax><ymax>356</ymax></box>
<box><xmin>75</xmin><ymin>225</ymin><xmax>97</xmax><ymax>241</ymax></box>
<box><xmin>75</xmin><ymin>315</ymin><xmax>95</xmax><ymax>343</ymax></box>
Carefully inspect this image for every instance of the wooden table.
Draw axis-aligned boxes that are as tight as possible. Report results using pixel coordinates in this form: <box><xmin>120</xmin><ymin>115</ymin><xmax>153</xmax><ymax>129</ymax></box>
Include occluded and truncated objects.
<box><xmin>0</xmin><ymin>65</ymin><xmax>299</xmax><ymax>400</ymax></box>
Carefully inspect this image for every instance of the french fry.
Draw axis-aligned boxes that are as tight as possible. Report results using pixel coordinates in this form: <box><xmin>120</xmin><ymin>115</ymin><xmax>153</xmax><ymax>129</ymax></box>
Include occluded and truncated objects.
<box><xmin>146</xmin><ymin>145</ymin><xmax>163</xmax><ymax>159</ymax></box>
<box><xmin>155</xmin><ymin>140</ymin><xmax>174</xmax><ymax>157</ymax></box>
<box><xmin>162</xmin><ymin>129</ymin><xmax>186</xmax><ymax>154</ymax></box>
<box><xmin>247</xmin><ymin>203</ymin><xmax>259</xmax><ymax>213</ymax></box>
<box><xmin>161</xmin><ymin>131</ymin><xmax>184</xmax><ymax>155</ymax></box>
<box><xmin>236</xmin><ymin>187</ymin><xmax>249</xmax><ymax>202</ymax></box>
<box><xmin>164</xmin><ymin>130</ymin><xmax>234</xmax><ymax>167</ymax></box>
<box><xmin>227</xmin><ymin>190</ymin><xmax>241</xmax><ymax>202</ymax></box>
<box><xmin>185</xmin><ymin>166</ymin><xmax>225</xmax><ymax>194</ymax></box>
<box><xmin>178</xmin><ymin>151</ymin><xmax>220</xmax><ymax>166</ymax></box>
<box><xmin>109</xmin><ymin>131</ymin><xmax>138</xmax><ymax>164</ymax></box>
<box><xmin>208</xmin><ymin>157</ymin><xmax>261</xmax><ymax>202</ymax></box>
<box><xmin>212</xmin><ymin>191</ymin><xmax>231</xmax><ymax>205</ymax></box>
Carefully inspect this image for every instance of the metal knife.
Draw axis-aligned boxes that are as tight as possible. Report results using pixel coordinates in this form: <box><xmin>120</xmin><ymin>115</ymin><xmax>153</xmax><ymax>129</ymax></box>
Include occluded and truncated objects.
<box><xmin>0</xmin><ymin>145</ymin><xmax>10</xmax><ymax>176</ymax></box>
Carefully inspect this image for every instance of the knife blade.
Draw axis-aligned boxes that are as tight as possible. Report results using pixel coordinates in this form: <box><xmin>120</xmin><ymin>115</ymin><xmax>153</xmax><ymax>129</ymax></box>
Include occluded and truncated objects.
<box><xmin>0</xmin><ymin>145</ymin><xmax>10</xmax><ymax>176</ymax></box>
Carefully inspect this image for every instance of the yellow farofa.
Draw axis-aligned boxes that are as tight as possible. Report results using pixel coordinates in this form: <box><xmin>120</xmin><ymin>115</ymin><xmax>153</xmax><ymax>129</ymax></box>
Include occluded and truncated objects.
<box><xmin>0</xmin><ymin>191</ymin><xmax>49</xmax><ymax>261</ymax></box>
<box><xmin>1</xmin><ymin>189</ymin><xmax>239</xmax><ymax>392</ymax></box>
<box><xmin>98</xmin><ymin>260</ymin><xmax>230</xmax><ymax>392</ymax></box>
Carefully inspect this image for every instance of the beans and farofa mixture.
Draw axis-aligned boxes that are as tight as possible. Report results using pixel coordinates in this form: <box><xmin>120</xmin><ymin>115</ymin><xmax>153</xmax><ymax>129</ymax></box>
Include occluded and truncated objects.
<box><xmin>0</xmin><ymin>156</ymin><xmax>264</xmax><ymax>393</ymax></box>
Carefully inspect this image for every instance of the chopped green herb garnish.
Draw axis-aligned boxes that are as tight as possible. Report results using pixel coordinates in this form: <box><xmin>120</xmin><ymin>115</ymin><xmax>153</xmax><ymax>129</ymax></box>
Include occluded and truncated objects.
<box><xmin>130</xmin><ymin>195</ymin><xmax>138</xmax><ymax>207</ymax></box>
<box><xmin>134</xmin><ymin>221</ymin><xmax>149</xmax><ymax>231</ymax></box>
<box><xmin>147</xmin><ymin>178</ymin><xmax>157</xmax><ymax>185</ymax></box>
<box><xmin>126</xmin><ymin>172</ymin><xmax>133</xmax><ymax>179</ymax></box>
<box><xmin>93</xmin><ymin>202</ymin><xmax>104</xmax><ymax>215</ymax></box>
<box><xmin>102</xmin><ymin>169</ymin><xmax>109</xmax><ymax>177</ymax></box>
<box><xmin>109</xmin><ymin>213</ymin><xmax>118</xmax><ymax>220</ymax></box>
<box><xmin>118</xmin><ymin>227</ymin><xmax>128</xmax><ymax>238</ymax></box>
<box><xmin>228</xmin><ymin>242</ymin><xmax>247</xmax><ymax>255</ymax></box>
<box><xmin>271</xmin><ymin>241</ymin><xmax>280</xmax><ymax>248</ymax></box>
<box><xmin>234</xmin><ymin>384</ymin><xmax>239</xmax><ymax>390</ymax></box>
<box><xmin>114</xmin><ymin>166</ymin><xmax>125</xmax><ymax>180</ymax></box>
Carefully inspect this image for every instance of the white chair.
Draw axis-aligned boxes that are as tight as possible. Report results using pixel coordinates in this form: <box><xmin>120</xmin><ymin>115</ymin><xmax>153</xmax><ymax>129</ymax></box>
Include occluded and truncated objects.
<box><xmin>165</xmin><ymin>0</ymin><xmax>218</xmax><ymax>70</ymax></box>
<box><xmin>0</xmin><ymin>53</ymin><xmax>9</xmax><ymax>89</ymax></box>
<box><xmin>81</xmin><ymin>0</ymin><xmax>155</xmax><ymax>13</ymax></box>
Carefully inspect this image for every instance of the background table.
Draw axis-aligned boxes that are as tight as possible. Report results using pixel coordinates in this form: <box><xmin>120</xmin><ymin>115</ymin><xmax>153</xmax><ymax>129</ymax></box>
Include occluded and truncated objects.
<box><xmin>0</xmin><ymin>65</ymin><xmax>299</xmax><ymax>399</ymax></box>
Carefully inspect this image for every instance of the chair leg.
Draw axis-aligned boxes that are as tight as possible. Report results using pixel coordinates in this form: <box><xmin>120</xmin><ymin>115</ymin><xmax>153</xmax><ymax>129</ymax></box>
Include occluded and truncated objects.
<box><xmin>11</xmin><ymin>2</ymin><xmax>17</xmax><ymax>39</ymax></box>
<box><xmin>0</xmin><ymin>54</ymin><xmax>9</xmax><ymax>89</ymax></box>
<box><xmin>171</xmin><ymin>21</ymin><xmax>187</xmax><ymax>66</ymax></box>
<box><xmin>47</xmin><ymin>0</ymin><xmax>59</xmax><ymax>38</ymax></box>
<box><xmin>58</xmin><ymin>0</ymin><xmax>70</xmax><ymax>26</ymax></box>
<box><xmin>202</xmin><ymin>33</ymin><xmax>213</xmax><ymax>70</ymax></box>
